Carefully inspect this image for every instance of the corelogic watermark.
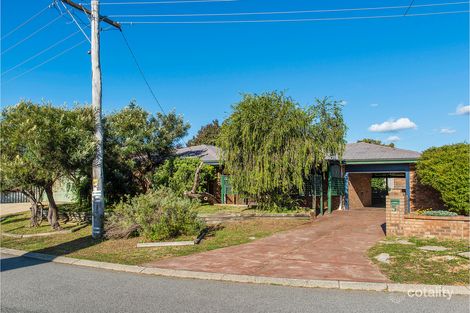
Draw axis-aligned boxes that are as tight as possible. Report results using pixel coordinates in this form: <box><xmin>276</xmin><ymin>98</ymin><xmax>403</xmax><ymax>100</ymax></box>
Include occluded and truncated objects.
<box><xmin>388</xmin><ymin>286</ymin><xmax>454</xmax><ymax>303</ymax></box>
<box><xmin>407</xmin><ymin>286</ymin><xmax>453</xmax><ymax>300</ymax></box>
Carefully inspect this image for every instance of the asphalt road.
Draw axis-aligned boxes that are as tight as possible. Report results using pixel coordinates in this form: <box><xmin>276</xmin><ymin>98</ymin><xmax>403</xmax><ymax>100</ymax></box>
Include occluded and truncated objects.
<box><xmin>1</xmin><ymin>254</ymin><xmax>468</xmax><ymax>313</ymax></box>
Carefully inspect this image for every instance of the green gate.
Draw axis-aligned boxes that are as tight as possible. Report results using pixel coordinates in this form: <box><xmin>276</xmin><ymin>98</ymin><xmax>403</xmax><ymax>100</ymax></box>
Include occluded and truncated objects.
<box><xmin>328</xmin><ymin>164</ymin><xmax>345</xmax><ymax>213</ymax></box>
<box><xmin>220</xmin><ymin>175</ymin><xmax>232</xmax><ymax>204</ymax></box>
<box><xmin>305</xmin><ymin>174</ymin><xmax>324</xmax><ymax>215</ymax></box>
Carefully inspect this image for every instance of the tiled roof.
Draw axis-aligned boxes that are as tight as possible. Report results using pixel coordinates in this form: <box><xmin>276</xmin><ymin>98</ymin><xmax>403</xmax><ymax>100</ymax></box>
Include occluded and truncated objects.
<box><xmin>175</xmin><ymin>144</ymin><xmax>220</xmax><ymax>164</ymax></box>
<box><xmin>342</xmin><ymin>142</ymin><xmax>421</xmax><ymax>161</ymax></box>
<box><xmin>176</xmin><ymin>142</ymin><xmax>421</xmax><ymax>165</ymax></box>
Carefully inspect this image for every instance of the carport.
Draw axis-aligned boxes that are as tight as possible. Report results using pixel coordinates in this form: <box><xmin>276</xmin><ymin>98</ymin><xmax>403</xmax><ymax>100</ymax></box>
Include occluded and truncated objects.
<box><xmin>340</xmin><ymin>142</ymin><xmax>421</xmax><ymax>212</ymax></box>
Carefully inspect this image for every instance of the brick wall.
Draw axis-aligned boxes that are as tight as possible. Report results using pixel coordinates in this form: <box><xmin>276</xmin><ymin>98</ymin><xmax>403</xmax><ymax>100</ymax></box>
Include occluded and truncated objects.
<box><xmin>386</xmin><ymin>190</ymin><xmax>469</xmax><ymax>240</ymax></box>
<box><xmin>348</xmin><ymin>173</ymin><xmax>372</xmax><ymax>208</ymax></box>
<box><xmin>392</xmin><ymin>177</ymin><xmax>406</xmax><ymax>190</ymax></box>
<box><xmin>385</xmin><ymin>190</ymin><xmax>406</xmax><ymax>236</ymax></box>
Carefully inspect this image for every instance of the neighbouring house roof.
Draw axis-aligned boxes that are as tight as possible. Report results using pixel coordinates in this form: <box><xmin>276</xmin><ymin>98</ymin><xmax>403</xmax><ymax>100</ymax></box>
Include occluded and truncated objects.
<box><xmin>176</xmin><ymin>142</ymin><xmax>421</xmax><ymax>165</ymax></box>
<box><xmin>175</xmin><ymin>144</ymin><xmax>221</xmax><ymax>165</ymax></box>
<box><xmin>342</xmin><ymin>142</ymin><xmax>421</xmax><ymax>164</ymax></box>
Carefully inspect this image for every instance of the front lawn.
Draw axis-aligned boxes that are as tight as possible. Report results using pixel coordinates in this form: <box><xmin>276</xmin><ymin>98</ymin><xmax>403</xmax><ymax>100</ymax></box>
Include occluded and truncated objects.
<box><xmin>1</xmin><ymin>213</ymin><xmax>309</xmax><ymax>265</ymax></box>
<box><xmin>196</xmin><ymin>204</ymin><xmax>309</xmax><ymax>215</ymax></box>
<box><xmin>368</xmin><ymin>237</ymin><xmax>470</xmax><ymax>286</ymax></box>
<box><xmin>196</xmin><ymin>204</ymin><xmax>249</xmax><ymax>214</ymax></box>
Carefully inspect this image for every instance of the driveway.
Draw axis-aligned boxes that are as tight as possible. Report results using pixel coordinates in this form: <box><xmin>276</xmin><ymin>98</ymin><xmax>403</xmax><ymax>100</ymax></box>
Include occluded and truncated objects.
<box><xmin>146</xmin><ymin>208</ymin><xmax>389</xmax><ymax>282</ymax></box>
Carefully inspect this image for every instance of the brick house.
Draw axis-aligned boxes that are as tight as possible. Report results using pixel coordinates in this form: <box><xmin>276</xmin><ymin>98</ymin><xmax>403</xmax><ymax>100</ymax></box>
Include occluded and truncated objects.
<box><xmin>176</xmin><ymin>143</ymin><xmax>443</xmax><ymax>213</ymax></box>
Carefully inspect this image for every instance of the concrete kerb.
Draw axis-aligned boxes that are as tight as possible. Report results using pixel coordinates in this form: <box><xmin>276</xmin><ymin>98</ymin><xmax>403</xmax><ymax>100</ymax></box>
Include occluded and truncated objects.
<box><xmin>1</xmin><ymin>247</ymin><xmax>469</xmax><ymax>295</ymax></box>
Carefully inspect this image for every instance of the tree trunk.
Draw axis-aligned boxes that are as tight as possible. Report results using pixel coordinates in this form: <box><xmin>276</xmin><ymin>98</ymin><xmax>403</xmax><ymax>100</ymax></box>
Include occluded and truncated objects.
<box><xmin>45</xmin><ymin>184</ymin><xmax>60</xmax><ymax>230</ymax></box>
<box><xmin>29</xmin><ymin>199</ymin><xmax>40</xmax><ymax>227</ymax></box>
<box><xmin>21</xmin><ymin>189</ymin><xmax>41</xmax><ymax>227</ymax></box>
<box><xmin>191</xmin><ymin>162</ymin><xmax>205</xmax><ymax>194</ymax></box>
<box><xmin>184</xmin><ymin>161</ymin><xmax>218</xmax><ymax>204</ymax></box>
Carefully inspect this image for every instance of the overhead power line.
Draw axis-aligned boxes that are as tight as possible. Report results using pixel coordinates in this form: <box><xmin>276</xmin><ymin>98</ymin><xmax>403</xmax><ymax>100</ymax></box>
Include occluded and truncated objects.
<box><xmin>1</xmin><ymin>14</ymin><xmax>64</xmax><ymax>56</ymax></box>
<box><xmin>5</xmin><ymin>39</ymin><xmax>88</xmax><ymax>83</ymax></box>
<box><xmin>58</xmin><ymin>0</ymin><xmax>91</xmax><ymax>42</ymax></box>
<box><xmin>109</xmin><ymin>1</ymin><xmax>469</xmax><ymax>18</ymax></box>
<box><xmin>119</xmin><ymin>30</ymin><xmax>167</xmax><ymax>114</ymax></box>
<box><xmin>1</xmin><ymin>30</ymin><xmax>81</xmax><ymax>77</ymax></box>
<box><xmin>90</xmin><ymin>0</ymin><xmax>236</xmax><ymax>5</ymax></box>
<box><xmin>404</xmin><ymin>0</ymin><xmax>417</xmax><ymax>16</ymax></box>
<box><xmin>1</xmin><ymin>3</ymin><xmax>53</xmax><ymax>41</ymax></box>
<box><xmin>118</xmin><ymin>10</ymin><xmax>470</xmax><ymax>24</ymax></box>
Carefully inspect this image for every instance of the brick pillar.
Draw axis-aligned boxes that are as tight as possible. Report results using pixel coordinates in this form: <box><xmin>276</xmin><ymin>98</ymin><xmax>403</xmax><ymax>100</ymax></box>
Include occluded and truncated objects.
<box><xmin>386</xmin><ymin>190</ymin><xmax>406</xmax><ymax>236</ymax></box>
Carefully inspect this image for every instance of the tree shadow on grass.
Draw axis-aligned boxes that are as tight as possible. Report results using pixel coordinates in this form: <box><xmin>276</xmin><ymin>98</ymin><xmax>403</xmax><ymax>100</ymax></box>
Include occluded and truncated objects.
<box><xmin>1</xmin><ymin>235</ymin><xmax>101</xmax><ymax>273</ymax></box>
<box><xmin>0</xmin><ymin>215</ymin><xmax>29</xmax><ymax>226</ymax></box>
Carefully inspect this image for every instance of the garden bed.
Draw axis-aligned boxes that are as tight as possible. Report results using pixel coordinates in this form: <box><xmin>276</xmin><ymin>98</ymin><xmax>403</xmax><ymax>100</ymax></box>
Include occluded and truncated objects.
<box><xmin>368</xmin><ymin>237</ymin><xmax>470</xmax><ymax>286</ymax></box>
<box><xmin>0</xmin><ymin>213</ymin><xmax>308</xmax><ymax>265</ymax></box>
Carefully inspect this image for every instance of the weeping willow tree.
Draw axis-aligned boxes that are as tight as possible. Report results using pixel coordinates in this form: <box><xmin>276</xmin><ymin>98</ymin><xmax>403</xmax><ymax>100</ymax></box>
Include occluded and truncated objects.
<box><xmin>218</xmin><ymin>92</ymin><xmax>347</xmax><ymax>209</ymax></box>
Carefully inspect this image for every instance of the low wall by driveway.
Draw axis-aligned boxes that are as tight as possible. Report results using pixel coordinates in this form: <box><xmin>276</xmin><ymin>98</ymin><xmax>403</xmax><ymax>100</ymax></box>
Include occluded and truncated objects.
<box><xmin>386</xmin><ymin>190</ymin><xmax>469</xmax><ymax>240</ymax></box>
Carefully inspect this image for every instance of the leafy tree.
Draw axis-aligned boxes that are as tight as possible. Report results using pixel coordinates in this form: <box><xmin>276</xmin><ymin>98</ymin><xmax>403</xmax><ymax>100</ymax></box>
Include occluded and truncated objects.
<box><xmin>416</xmin><ymin>143</ymin><xmax>470</xmax><ymax>215</ymax></box>
<box><xmin>358</xmin><ymin>138</ymin><xmax>395</xmax><ymax>148</ymax></box>
<box><xmin>187</xmin><ymin>120</ymin><xmax>220</xmax><ymax>146</ymax></box>
<box><xmin>153</xmin><ymin>157</ymin><xmax>215</xmax><ymax>196</ymax></box>
<box><xmin>0</xmin><ymin>101</ymin><xmax>95</xmax><ymax>229</ymax></box>
<box><xmin>104</xmin><ymin>102</ymin><xmax>190</xmax><ymax>202</ymax></box>
<box><xmin>218</xmin><ymin>92</ymin><xmax>346</xmax><ymax>209</ymax></box>
<box><xmin>371</xmin><ymin>178</ymin><xmax>387</xmax><ymax>191</ymax></box>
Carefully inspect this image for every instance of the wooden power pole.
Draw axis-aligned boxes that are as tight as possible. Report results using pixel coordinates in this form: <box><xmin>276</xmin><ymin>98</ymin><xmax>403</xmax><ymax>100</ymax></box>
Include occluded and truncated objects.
<box><xmin>60</xmin><ymin>0</ymin><xmax>121</xmax><ymax>238</ymax></box>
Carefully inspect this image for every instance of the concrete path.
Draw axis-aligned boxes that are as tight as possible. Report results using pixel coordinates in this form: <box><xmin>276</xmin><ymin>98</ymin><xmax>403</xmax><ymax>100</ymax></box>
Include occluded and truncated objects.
<box><xmin>147</xmin><ymin>208</ymin><xmax>389</xmax><ymax>282</ymax></box>
<box><xmin>2</xmin><ymin>253</ymin><xmax>467</xmax><ymax>313</ymax></box>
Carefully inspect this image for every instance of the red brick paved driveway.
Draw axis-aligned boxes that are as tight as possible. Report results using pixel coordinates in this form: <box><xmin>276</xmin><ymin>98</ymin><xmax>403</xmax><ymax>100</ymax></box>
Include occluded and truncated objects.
<box><xmin>146</xmin><ymin>208</ymin><xmax>389</xmax><ymax>282</ymax></box>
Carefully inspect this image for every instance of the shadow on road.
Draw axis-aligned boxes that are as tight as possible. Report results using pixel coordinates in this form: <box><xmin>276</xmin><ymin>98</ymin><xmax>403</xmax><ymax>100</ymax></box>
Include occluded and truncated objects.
<box><xmin>1</xmin><ymin>254</ymin><xmax>50</xmax><ymax>272</ymax></box>
<box><xmin>1</xmin><ymin>236</ymin><xmax>100</xmax><ymax>272</ymax></box>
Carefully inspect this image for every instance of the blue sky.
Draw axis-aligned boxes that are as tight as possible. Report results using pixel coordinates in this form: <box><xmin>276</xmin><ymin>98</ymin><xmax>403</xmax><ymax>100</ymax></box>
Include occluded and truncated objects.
<box><xmin>1</xmin><ymin>0</ymin><xmax>469</xmax><ymax>151</ymax></box>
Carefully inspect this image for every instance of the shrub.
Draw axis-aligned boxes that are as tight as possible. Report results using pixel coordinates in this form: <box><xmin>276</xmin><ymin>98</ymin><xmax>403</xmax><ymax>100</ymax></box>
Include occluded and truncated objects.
<box><xmin>416</xmin><ymin>143</ymin><xmax>470</xmax><ymax>216</ymax></box>
<box><xmin>422</xmin><ymin>210</ymin><xmax>458</xmax><ymax>217</ymax></box>
<box><xmin>106</xmin><ymin>187</ymin><xmax>205</xmax><ymax>241</ymax></box>
<box><xmin>415</xmin><ymin>208</ymin><xmax>432</xmax><ymax>215</ymax></box>
<box><xmin>255</xmin><ymin>192</ymin><xmax>302</xmax><ymax>212</ymax></box>
<box><xmin>153</xmin><ymin>157</ymin><xmax>215</xmax><ymax>196</ymax></box>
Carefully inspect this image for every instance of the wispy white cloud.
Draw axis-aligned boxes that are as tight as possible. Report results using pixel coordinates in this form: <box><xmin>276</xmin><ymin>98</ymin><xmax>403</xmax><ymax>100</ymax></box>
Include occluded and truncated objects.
<box><xmin>450</xmin><ymin>104</ymin><xmax>470</xmax><ymax>115</ymax></box>
<box><xmin>370</xmin><ymin>103</ymin><xmax>379</xmax><ymax>107</ymax></box>
<box><xmin>387</xmin><ymin>135</ymin><xmax>400</xmax><ymax>142</ymax></box>
<box><xmin>368</xmin><ymin>118</ymin><xmax>417</xmax><ymax>132</ymax></box>
<box><xmin>439</xmin><ymin>128</ymin><xmax>456</xmax><ymax>134</ymax></box>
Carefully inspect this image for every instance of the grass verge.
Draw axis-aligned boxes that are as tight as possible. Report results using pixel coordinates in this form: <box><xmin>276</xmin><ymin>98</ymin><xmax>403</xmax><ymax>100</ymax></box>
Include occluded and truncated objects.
<box><xmin>368</xmin><ymin>237</ymin><xmax>470</xmax><ymax>286</ymax></box>
<box><xmin>1</xmin><ymin>213</ymin><xmax>309</xmax><ymax>265</ymax></box>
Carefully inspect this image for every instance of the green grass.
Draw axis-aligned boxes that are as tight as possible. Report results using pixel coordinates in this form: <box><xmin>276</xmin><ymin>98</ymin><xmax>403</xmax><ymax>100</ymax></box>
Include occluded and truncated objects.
<box><xmin>196</xmin><ymin>204</ymin><xmax>309</xmax><ymax>215</ymax></box>
<box><xmin>368</xmin><ymin>237</ymin><xmax>470</xmax><ymax>286</ymax></box>
<box><xmin>1</xmin><ymin>212</ymin><xmax>78</xmax><ymax>235</ymax></box>
<box><xmin>196</xmin><ymin>204</ymin><xmax>249</xmax><ymax>214</ymax></box>
<box><xmin>1</xmin><ymin>213</ymin><xmax>309</xmax><ymax>265</ymax></box>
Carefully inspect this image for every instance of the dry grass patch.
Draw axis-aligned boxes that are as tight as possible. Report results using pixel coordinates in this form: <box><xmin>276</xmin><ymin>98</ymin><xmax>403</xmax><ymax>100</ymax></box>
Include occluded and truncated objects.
<box><xmin>369</xmin><ymin>237</ymin><xmax>470</xmax><ymax>286</ymax></box>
